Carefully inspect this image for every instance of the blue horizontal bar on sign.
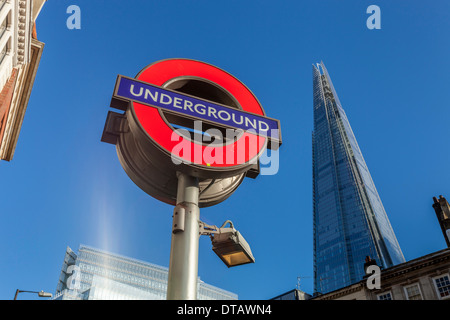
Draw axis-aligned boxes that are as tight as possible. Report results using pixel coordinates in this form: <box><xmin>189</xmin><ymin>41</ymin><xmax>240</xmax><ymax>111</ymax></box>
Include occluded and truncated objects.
<box><xmin>114</xmin><ymin>76</ymin><xmax>281</xmax><ymax>141</ymax></box>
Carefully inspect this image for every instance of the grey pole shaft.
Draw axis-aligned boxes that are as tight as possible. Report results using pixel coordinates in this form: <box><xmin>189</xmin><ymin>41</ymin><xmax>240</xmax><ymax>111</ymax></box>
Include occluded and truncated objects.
<box><xmin>167</xmin><ymin>172</ymin><xmax>200</xmax><ymax>300</ymax></box>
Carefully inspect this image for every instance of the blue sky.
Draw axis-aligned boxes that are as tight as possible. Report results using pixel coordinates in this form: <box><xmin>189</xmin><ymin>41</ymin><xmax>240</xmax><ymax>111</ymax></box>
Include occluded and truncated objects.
<box><xmin>0</xmin><ymin>0</ymin><xmax>449</xmax><ymax>300</ymax></box>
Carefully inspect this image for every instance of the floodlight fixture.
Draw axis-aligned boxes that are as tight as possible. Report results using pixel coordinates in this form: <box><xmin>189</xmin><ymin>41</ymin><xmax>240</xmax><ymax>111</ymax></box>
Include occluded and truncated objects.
<box><xmin>200</xmin><ymin>220</ymin><xmax>255</xmax><ymax>268</ymax></box>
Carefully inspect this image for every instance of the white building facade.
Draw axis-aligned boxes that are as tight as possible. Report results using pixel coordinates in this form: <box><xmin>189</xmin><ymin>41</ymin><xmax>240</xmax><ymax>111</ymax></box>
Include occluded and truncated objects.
<box><xmin>0</xmin><ymin>0</ymin><xmax>45</xmax><ymax>161</ymax></box>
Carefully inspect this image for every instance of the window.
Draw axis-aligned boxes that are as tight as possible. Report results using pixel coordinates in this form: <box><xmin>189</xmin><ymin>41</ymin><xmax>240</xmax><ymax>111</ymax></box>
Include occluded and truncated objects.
<box><xmin>433</xmin><ymin>274</ymin><xmax>450</xmax><ymax>299</ymax></box>
<box><xmin>0</xmin><ymin>14</ymin><xmax>7</xmax><ymax>40</ymax></box>
<box><xmin>0</xmin><ymin>40</ymin><xmax>7</xmax><ymax>65</ymax></box>
<box><xmin>377</xmin><ymin>291</ymin><xmax>392</xmax><ymax>300</ymax></box>
<box><xmin>404</xmin><ymin>284</ymin><xmax>423</xmax><ymax>300</ymax></box>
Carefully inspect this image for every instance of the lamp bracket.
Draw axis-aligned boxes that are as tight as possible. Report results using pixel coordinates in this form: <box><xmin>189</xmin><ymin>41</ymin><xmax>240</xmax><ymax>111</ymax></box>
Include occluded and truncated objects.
<box><xmin>198</xmin><ymin>220</ymin><xmax>235</xmax><ymax>237</ymax></box>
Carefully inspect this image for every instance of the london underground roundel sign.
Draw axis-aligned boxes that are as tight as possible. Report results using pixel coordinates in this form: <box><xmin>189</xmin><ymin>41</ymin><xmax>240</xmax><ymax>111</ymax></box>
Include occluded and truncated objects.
<box><xmin>101</xmin><ymin>58</ymin><xmax>282</xmax><ymax>207</ymax></box>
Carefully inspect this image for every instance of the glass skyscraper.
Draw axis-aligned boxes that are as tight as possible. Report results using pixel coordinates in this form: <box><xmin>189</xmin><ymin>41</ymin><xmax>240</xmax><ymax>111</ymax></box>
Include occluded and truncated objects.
<box><xmin>312</xmin><ymin>62</ymin><xmax>405</xmax><ymax>294</ymax></box>
<box><xmin>54</xmin><ymin>245</ymin><xmax>237</xmax><ymax>300</ymax></box>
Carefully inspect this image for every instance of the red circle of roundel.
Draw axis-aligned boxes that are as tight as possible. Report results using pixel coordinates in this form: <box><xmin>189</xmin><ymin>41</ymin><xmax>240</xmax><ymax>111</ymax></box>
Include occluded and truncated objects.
<box><xmin>132</xmin><ymin>59</ymin><xmax>267</xmax><ymax>168</ymax></box>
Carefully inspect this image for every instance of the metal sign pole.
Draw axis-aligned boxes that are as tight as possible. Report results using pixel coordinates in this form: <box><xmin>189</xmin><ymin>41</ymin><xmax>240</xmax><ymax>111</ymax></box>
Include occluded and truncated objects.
<box><xmin>166</xmin><ymin>172</ymin><xmax>200</xmax><ymax>300</ymax></box>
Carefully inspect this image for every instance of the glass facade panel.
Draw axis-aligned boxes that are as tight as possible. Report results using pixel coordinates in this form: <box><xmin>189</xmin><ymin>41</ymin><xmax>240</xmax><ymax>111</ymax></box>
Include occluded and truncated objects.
<box><xmin>312</xmin><ymin>62</ymin><xmax>405</xmax><ymax>294</ymax></box>
<box><xmin>54</xmin><ymin>245</ymin><xmax>237</xmax><ymax>300</ymax></box>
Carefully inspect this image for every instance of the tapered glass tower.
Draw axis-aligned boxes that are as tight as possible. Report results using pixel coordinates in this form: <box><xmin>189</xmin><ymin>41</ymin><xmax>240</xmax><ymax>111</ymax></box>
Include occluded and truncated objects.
<box><xmin>312</xmin><ymin>62</ymin><xmax>405</xmax><ymax>294</ymax></box>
